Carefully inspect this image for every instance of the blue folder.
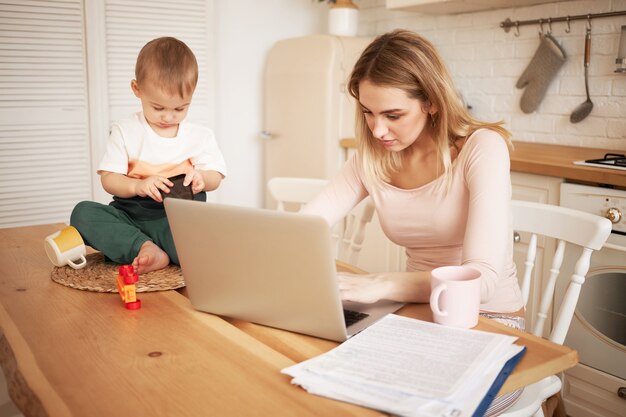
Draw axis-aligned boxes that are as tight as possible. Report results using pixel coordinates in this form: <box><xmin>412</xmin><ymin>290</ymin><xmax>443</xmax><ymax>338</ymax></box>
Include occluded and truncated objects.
<box><xmin>472</xmin><ymin>346</ymin><xmax>527</xmax><ymax>417</ymax></box>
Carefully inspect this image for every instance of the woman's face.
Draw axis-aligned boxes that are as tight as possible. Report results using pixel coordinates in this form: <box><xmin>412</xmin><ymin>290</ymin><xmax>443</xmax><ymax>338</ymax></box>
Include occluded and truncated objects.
<box><xmin>358</xmin><ymin>80</ymin><xmax>432</xmax><ymax>152</ymax></box>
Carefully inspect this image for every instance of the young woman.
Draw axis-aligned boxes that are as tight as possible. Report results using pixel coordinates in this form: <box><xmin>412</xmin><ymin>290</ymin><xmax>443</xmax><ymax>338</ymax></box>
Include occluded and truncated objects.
<box><xmin>301</xmin><ymin>29</ymin><xmax>524</xmax><ymax>415</ymax></box>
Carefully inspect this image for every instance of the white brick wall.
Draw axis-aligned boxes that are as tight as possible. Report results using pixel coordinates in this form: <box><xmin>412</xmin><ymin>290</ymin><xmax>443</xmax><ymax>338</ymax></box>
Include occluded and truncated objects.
<box><xmin>356</xmin><ymin>0</ymin><xmax>626</xmax><ymax>150</ymax></box>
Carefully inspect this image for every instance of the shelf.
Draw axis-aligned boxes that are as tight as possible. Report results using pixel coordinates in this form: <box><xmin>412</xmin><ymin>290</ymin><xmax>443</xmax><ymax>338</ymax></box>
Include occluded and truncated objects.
<box><xmin>386</xmin><ymin>0</ymin><xmax>571</xmax><ymax>15</ymax></box>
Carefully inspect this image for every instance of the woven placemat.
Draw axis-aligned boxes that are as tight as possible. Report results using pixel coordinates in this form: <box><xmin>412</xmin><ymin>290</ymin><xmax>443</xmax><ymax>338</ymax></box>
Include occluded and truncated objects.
<box><xmin>50</xmin><ymin>252</ymin><xmax>185</xmax><ymax>293</ymax></box>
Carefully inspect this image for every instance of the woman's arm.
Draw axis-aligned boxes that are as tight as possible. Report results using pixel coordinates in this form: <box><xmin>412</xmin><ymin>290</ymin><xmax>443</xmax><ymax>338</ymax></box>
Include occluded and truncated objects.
<box><xmin>338</xmin><ymin>270</ymin><xmax>432</xmax><ymax>303</ymax></box>
<box><xmin>461</xmin><ymin>130</ymin><xmax>512</xmax><ymax>303</ymax></box>
<box><xmin>301</xmin><ymin>154</ymin><xmax>370</xmax><ymax>227</ymax></box>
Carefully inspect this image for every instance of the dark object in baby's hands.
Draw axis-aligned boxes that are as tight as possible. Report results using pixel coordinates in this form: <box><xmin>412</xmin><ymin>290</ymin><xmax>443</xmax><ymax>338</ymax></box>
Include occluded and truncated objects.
<box><xmin>161</xmin><ymin>174</ymin><xmax>193</xmax><ymax>200</ymax></box>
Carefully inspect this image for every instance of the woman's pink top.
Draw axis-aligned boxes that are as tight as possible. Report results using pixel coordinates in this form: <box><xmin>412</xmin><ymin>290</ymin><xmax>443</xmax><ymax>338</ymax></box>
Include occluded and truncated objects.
<box><xmin>302</xmin><ymin>129</ymin><xmax>523</xmax><ymax>313</ymax></box>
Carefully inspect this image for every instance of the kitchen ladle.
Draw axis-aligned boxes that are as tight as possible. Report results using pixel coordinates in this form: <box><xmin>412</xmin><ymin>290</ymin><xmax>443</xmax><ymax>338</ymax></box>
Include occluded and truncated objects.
<box><xmin>570</xmin><ymin>28</ymin><xmax>593</xmax><ymax>123</ymax></box>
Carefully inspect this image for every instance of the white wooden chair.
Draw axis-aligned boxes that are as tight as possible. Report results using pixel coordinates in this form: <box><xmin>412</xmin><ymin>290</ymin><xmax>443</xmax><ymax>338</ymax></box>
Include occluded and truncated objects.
<box><xmin>267</xmin><ymin>177</ymin><xmax>375</xmax><ymax>266</ymax></box>
<box><xmin>500</xmin><ymin>200</ymin><xmax>612</xmax><ymax>417</ymax></box>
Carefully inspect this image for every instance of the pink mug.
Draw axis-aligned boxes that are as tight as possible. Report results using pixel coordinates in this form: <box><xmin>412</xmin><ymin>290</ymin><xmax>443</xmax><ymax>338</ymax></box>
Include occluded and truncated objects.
<box><xmin>430</xmin><ymin>266</ymin><xmax>481</xmax><ymax>328</ymax></box>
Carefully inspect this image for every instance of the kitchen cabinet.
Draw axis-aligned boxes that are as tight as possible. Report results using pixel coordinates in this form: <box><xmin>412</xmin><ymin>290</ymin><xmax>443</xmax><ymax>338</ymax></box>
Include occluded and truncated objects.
<box><xmin>563</xmin><ymin>364</ymin><xmax>626</xmax><ymax>417</ymax></box>
<box><xmin>510</xmin><ymin>171</ymin><xmax>563</xmax><ymax>336</ymax></box>
<box><xmin>386</xmin><ymin>0</ymin><xmax>571</xmax><ymax>15</ymax></box>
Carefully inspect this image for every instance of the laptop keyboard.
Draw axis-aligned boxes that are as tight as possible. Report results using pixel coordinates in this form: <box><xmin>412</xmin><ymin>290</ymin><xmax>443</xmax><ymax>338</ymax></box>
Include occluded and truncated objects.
<box><xmin>343</xmin><ymin>309</ymin><xmax>369</xmax><ymax>327</ymax></box>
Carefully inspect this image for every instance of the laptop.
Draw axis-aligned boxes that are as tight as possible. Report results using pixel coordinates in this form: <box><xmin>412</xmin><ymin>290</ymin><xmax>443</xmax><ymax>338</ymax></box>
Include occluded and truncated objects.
<box><xmin>164</xmin><ymin>198</ymin><xmax>404</xmax><ymax>342</ymax></box>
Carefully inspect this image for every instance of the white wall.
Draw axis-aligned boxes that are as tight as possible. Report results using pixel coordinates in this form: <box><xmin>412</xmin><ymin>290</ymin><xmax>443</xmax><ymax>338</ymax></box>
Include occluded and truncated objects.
<box><xmin>213</xmin><ymin>0</ymin><xmax>325</xmax><ymax>207</ymax></box>
<box><xmin>213</xmin><ymin>0</ymin><xmax>625</xmax><ymax>209</ymax></box>
<box><xmin>358</xmin><ymin>0</ymin><xmax>626</xmax><ymax>149</ymax></box>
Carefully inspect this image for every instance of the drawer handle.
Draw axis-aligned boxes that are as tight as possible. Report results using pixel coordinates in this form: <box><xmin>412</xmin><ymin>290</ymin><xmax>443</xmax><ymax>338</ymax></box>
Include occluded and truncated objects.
<box><xmin>619</xmin><ymin>387</ymin><xmax>626</xmax><ymax>399</ymax></box>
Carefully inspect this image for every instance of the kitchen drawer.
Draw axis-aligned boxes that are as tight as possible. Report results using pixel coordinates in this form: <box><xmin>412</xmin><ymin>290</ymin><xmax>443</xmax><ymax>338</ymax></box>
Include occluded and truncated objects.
<box><xmin>563</xmin><ymin>364</ymin><xmax>626</xmax><ymax>417</ymax></box>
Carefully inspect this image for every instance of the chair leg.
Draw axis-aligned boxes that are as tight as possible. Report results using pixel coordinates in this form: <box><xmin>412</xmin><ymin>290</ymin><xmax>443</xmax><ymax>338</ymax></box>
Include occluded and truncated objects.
<box><xmin>541</xmin><ymin>392</ymin><xmax>567</xmax><ymax>417</ymax></box>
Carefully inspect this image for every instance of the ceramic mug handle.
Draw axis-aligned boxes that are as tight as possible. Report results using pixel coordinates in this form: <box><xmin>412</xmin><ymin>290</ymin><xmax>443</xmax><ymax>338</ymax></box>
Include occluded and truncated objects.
<box><xmin>430</xmin><ymin>283</ymin><xmax>448</xmax><ymax>317</ymax></box>
<box><xmin>67</xmin><ymin>255</ymin><xmax>87</xmax><ymax>270</ymax></box>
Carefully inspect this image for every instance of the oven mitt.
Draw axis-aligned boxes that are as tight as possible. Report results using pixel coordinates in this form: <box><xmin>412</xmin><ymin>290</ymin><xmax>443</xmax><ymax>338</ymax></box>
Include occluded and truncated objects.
<box><xmin>516</xmin><ymin>33</ymin><xmax>566</xmax><ymax>113</ymax></box>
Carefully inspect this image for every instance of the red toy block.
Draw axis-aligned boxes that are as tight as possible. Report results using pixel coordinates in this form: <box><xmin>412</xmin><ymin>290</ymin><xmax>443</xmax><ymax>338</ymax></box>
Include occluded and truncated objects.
<box><xmin>125</xmin><ymin>299</ymin><xmax>142</xmax><ymax>310</ymax></box>
<box><xmin>116</xmin><ymin>265</ymin><xmax>140</xmax><ymax>308</ymax></box>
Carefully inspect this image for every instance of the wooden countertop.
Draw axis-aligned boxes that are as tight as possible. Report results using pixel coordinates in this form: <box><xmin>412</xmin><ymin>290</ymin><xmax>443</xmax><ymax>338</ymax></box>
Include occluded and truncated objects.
<box><xmin>509</xmin><ymin>142</ymin><xmax>625</xmax><ymax>188</ymax></box>
<box><xmin>339</xmin><ymin>139</ymin><xmax>625</xmax><ymax>188</ymax></box>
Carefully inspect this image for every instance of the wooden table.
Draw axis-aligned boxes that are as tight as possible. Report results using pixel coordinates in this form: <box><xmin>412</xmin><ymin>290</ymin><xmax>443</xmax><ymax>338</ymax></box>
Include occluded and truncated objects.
<box><xmin>225</xmin><ymin>263</ymin><xmax>578</xmax><ymax>396</ymax></box>
<box><xmin>0</xmin><ymin>224</ymin><xmax>578</xmax><ymax>417</ymax></box>
<box><xmin>0</xmin><ymin>224</ymin><xmax>384</xmax><ymax>417</ymax></box>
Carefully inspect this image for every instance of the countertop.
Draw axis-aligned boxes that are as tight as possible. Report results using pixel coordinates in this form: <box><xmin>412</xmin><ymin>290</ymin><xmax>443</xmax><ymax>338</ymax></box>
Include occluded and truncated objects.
<box><xmin>339</xmin><ymin>139</ymin><xmax>625</xmax><ymax>188</ymax></box>
<box><xmin>509</xmin><ymin>142</ymin><xmax>625</xmax><ymax>188</ymax></box>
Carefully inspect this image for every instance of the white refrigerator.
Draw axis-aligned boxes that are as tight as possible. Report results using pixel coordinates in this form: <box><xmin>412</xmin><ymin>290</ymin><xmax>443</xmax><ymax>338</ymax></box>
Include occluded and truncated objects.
<box><xmin>262</xmin><ymin>34</ymin><xmax>371</xmax><ymax>196</ymax></box>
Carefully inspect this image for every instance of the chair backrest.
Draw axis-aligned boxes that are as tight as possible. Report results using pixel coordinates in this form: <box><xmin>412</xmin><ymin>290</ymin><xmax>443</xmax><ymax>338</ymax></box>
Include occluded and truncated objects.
<box><xmin>267</xmin><ymin>177</ymin><xmax>328</xmax><ymax>211</ymax></box>
<box><xmin>267</xmin><ymin>177</ymin><xmax>375</xmax><ymax>265</ymax></box>
<box><xmin>511</xmin><ymin>200</ymin><xmax>612</xmax><ymax>345</ymax></box>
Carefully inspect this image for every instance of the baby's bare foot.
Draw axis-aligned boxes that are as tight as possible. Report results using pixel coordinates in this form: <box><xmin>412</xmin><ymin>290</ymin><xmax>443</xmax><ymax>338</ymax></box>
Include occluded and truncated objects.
<box><xmin>132</xmin><ymin>241</ymin><xmax>170</xmax><ymax>274</ymax></box>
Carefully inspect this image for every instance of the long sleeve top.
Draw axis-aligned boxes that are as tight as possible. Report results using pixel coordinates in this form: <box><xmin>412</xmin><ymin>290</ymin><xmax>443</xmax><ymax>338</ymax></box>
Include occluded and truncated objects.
<box><xmin>301</xmin><ymin>129</ymin><xmax>523</xmax><ymax>313</ymax></box>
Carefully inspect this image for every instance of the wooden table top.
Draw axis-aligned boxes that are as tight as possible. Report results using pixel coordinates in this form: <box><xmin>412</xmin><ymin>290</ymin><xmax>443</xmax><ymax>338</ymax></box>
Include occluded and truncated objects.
<box><xmin>0</xmin><ymin>224</ymin><xmax>384</xmax><ymax>417</ymax></box>
<box><xmin>224</xmin><ymin>264</ymin><xmax>578</xmax><ymax>396</ymax></box>
<box><xmin>0</xmin><ymin>224</ymin><xmax>578</xmax><ymax>416</ymax></box>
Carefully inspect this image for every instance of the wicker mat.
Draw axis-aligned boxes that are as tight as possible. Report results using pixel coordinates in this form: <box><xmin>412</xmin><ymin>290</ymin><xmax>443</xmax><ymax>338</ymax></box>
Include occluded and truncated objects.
<box><xmin>50</xmin><ymin>252</ymin><xmax>185</xmax><ymax>293</ymax></box>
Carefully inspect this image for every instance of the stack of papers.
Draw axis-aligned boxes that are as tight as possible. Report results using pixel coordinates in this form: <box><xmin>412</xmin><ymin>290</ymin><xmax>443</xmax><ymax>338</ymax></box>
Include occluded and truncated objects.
<box><xmin>282</xmin><ymin>314</ymin><xmax>525</xmax><ymax>417</ymax></box>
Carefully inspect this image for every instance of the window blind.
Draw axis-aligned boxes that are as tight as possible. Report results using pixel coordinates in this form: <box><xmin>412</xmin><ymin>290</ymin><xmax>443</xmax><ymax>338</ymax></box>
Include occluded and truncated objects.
<box><xmin>0</xmin><ymin>0</ymin><xmax>91</xmax><ymax>228</ymax></box>
<box><xmin>104</xmin><ymin>0</ymin><xmax>213</xmax><ymax>126</ymax></box>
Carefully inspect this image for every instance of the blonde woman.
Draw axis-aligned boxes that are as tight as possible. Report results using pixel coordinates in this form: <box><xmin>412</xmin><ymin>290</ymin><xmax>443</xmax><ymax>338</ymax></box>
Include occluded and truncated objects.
<box><xmin>302</xmin><ymin>29</ymin><xmax>524</xmax><ymax>415</ymax></box>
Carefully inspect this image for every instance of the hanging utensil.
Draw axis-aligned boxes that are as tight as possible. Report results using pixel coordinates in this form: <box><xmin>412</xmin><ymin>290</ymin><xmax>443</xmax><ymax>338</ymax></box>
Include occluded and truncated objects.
<box><xmin>570</xmin><ymin>28</ymin><xmax>593</xmax><ymax>123</ymax></box>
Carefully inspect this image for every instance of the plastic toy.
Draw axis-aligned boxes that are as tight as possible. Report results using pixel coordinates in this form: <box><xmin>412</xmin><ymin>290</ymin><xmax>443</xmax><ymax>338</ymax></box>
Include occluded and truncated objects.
<box><xmin>116</xmin><ymin>265</ymin><xmax>141</xmax><ymax>309</ymax></box>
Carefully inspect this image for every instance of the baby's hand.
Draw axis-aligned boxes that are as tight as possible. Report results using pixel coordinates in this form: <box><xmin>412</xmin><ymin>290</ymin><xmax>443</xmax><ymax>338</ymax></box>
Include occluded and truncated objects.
<box><xmin>184</xmin><ymin>169</ymin><xmax>205</xmax><ymax>194</ymax></box>
<box><xmin>135</xmin><ymin>176</ymin><xmax>173</xmax><ymax>202</ymax></box>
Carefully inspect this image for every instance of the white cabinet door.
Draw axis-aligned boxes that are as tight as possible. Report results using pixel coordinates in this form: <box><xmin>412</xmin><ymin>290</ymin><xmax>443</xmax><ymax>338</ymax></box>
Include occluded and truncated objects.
<box><xmin>0</xmin><ymin>0</ymin><xmax>216</xmax><ymax>227</ymax></box>
<box><xmin>0</xmin><ymin>0</ymin><xmax>92</xmax><ymax>228</ymax></box>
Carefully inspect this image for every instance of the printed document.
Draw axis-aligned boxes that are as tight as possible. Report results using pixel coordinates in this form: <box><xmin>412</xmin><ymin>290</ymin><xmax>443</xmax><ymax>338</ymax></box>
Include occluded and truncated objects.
<box><xmin>282</xmin><ymin>314</ymin><xmax>524</xmax><ymax>417</ymax></box>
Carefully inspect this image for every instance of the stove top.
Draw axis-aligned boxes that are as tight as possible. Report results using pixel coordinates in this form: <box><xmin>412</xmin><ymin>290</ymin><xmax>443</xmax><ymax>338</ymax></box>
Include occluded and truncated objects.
<box><xmin>574</xmin><ymin>153</ymin><xmax>626</xmax><ymax>171</ymax></box>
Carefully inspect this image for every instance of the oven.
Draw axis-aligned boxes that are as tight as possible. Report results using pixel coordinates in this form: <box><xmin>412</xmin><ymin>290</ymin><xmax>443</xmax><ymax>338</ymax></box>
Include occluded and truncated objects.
<box><xmin>558</xmin><ymin>182</ymin><xmax>626</xmax><ymax>417</ymax></box>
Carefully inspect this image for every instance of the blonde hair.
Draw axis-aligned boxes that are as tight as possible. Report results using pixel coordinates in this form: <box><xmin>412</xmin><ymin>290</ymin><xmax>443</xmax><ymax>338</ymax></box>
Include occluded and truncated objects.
<box><xmin>135</xmin><ymin>37</ymin><xmax>198</xmax><ymax>98</ymax></box>
<box><xmin>348</xmin><ymin>29</ymin><xmax>511</xmax><ymax>186</ymax></box>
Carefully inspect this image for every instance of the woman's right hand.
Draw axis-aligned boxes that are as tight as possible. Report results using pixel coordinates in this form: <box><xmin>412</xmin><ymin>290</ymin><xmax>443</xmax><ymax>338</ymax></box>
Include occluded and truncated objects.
<box><xmin>338</xmin><ymin>272</ymin><xmax>394</xmax><ymax>303</ymax></box>
<box><xmin>338</xmin><ymin>270</ymin><xmax>431</xmax><ymax>304</ymax></box>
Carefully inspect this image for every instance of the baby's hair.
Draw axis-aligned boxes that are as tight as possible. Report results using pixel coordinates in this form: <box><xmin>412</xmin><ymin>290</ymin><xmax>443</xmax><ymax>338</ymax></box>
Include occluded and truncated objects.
<box><xmin>135</xmin><ymin>37</ymin><xmax>198</xmax><ymax>98</ymax></box>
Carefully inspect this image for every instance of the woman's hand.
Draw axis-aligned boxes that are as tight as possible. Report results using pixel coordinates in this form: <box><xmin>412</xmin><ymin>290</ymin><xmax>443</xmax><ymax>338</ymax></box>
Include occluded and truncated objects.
<box><xmin>338</xmin><ymin>272</ymin><xmax>394</xmax><ymax>303</ymax></box>
<box><xmin>338</xmin><ymin>271</ymin><xmax>431</xmax><ymax>304</ymax></box>
<box><xmin>134</xmin><ymin>176</ymin><xmax>173</xmax><ymax>202</ymax></box>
